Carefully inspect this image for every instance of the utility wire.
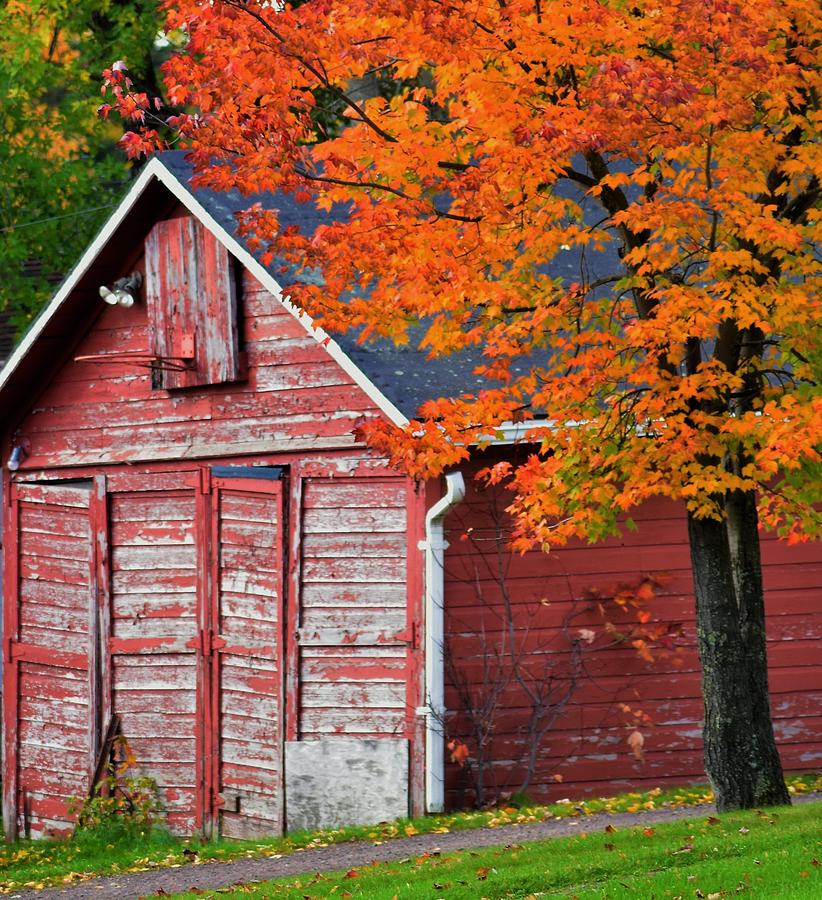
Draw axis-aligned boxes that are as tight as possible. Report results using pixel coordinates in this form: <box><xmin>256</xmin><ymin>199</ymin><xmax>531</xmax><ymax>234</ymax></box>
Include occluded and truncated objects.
<box><xmin>1</xmin><ymin>203</ymin><xmax>119</xmax><ymax>235</ymax></box>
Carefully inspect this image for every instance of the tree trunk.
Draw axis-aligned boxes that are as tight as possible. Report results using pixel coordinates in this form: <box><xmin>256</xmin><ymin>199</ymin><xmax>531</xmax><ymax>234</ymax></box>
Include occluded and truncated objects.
<box><xmin>687</xmin><ymin>492</ymin><xmax>790</xmax><ymax>811</ymax></box>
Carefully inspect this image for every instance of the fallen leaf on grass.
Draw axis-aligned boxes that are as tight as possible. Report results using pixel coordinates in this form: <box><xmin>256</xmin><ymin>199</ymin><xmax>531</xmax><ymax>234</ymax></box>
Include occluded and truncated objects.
<box><xmin>738</xmin><ymin>827</ymin><xmax>750</xmax><ymax>834</ymax></box>
<box><xmin>643</xmin><ymin>827</ymin><xmax>655</xmax><ymax>836</ymax></box>
<box><xmin>707</xmin><ymin>816</ymin><xmax>721</xmax><ymax>825</ymax></box>
<box><xmin>605</xmin><ymin>824</ymin><xmax>617</xmax><ymax>833</ymax></box>
<box><xmin>477</xmin><ymin>867</ymin><xmax>490</xmax><ymax>880</ymax></box>
<box><xmin>344</xmin><ymin>869</ymin><xmax>360</xmax><ymax>879</ymax></box>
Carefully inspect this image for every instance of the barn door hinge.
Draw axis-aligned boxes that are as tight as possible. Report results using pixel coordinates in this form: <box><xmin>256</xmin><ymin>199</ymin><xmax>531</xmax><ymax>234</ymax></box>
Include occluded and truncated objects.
<box><xmin>393</xmin><ymin>622</ymin><xmax>418</xmax><ymax>649</ymax></box>
<box><xmin>187</xmin><ymin>631</ymin><xmax>227</xmax><ymax>656</ymax></box>
<box><xmin>214</xmin><ymin>792</ymin><xmax>240</xmax><ymax>813</ymax></box>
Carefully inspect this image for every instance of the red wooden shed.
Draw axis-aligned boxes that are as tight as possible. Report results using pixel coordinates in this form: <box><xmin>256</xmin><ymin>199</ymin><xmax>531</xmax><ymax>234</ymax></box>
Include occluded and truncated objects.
<box><xmin>1</xmin><ymin>153</ymin><xmax>820</xmax><ymax>840</ymax></box>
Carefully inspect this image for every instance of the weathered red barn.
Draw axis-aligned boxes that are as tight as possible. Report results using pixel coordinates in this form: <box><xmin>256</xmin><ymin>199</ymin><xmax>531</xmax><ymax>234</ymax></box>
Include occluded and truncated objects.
<box><xmin>1</xmin><ymin>152</ymin><xmax>820</xmax><ymax>840</ymax></box>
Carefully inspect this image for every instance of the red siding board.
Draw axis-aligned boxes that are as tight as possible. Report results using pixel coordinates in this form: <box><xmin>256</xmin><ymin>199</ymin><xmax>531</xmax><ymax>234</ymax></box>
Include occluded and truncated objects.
<box><xmin>442</xmin><ymin>465</ymin><xmax>822</xmax><ymax>805</ymax></box>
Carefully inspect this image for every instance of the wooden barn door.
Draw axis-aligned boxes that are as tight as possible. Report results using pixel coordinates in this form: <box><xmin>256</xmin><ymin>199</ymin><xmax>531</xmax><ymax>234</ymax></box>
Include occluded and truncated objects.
<box><xmin>206</xmin><ymin>467</ymin><xmax>285</xmax><ymax>838</ymax></box>
<box><xmin>2</xmin><ymin>479</ymin><xmax>107</xmax><ymax>840</ymax></box>
<box><xmin>108</xmin><ymin>475</ymin><xmax>202</xmax><ymax>833</ymax></box>
<box><xmin>2</xmin><ymin>469</ymin><xmax>286</xmax><ymax>841</ymax></box>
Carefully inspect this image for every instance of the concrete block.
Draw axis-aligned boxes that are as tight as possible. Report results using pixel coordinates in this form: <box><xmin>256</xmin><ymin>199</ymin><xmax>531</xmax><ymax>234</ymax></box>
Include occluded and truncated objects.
<box><xmin>285</xmin><ymin>738</ymin><xmax>408</xmax><ymax>832</ymax></box>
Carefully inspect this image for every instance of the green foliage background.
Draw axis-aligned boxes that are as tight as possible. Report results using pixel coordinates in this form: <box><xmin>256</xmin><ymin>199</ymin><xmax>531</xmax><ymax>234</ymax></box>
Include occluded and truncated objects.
<box><xmin>0</xmin><ymin>0</ymin><xmax>161</xmax><ymax>332</ymax></box>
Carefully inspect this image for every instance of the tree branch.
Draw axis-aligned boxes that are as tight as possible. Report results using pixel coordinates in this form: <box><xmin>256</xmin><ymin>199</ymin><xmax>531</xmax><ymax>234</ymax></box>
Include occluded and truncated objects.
<box><xmin>219</xmin><ymin>0</ymin><xmax>399</xmax><ymax>144</ymax></box>
<box><xmin>293</xmin><ymin>166</ymin><xmax>483</xmax><ymax>222</ymax></box>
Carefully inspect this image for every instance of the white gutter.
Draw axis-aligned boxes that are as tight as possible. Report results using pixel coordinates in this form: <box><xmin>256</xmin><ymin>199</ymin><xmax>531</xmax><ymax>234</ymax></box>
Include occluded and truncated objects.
<box><xmin>417</xmin><ymin>471</ymin><xmax>465</xmax><ymax>813</ymax></box>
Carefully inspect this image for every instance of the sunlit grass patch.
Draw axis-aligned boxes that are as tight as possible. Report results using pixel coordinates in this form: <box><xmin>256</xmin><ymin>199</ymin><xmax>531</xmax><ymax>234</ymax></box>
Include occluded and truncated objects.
<box><xmin>168</xmin><ymin>802</ymin><xmax>822</xmax><ymax>899</ymax></box>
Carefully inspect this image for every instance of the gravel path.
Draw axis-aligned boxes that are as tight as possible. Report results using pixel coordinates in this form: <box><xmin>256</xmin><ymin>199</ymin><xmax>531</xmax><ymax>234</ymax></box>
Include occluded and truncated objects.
<box><xmin>7</xmin><ymin>794</ymin><xmax>818</xmax><ymax>900</ymax></box>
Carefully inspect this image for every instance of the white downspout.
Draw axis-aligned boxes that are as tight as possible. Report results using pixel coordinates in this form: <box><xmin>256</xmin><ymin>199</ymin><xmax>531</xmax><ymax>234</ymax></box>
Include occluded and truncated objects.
<box><xmin>417</xmin><ymin>471</ymin><xmax>465</xmax><ymax>813</ymax></box>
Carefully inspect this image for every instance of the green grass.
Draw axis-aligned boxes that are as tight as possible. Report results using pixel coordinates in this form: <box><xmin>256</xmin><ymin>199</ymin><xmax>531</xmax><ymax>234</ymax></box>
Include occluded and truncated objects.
<box><xmin>0</xmin><ymin>775</ymin><xmax>820</xmax><ymax>895</ymax></box>
<box><xmin>167</xmin><ymin>802</ymin><xmax>822</xmax><ymax>899</ymax></box>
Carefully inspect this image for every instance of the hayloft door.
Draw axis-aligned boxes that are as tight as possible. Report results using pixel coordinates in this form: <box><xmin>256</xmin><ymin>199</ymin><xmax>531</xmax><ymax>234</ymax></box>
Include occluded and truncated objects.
<box><xmin>2</xmin><ymin>479</ymin><xmax>107</xmax><ymax>840</ymax></box>
<box><xmin>206</xmin><ymin>467</ymin><xmax>285</xmax><ymax>838</ymax></box>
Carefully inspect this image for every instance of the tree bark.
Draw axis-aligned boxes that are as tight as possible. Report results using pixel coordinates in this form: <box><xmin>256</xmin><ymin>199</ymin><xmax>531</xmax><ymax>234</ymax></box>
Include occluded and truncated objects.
<box><xmin>687</xmin><ymin>492</ymin><xmax>790</xmax><ymax>811</ymax></box>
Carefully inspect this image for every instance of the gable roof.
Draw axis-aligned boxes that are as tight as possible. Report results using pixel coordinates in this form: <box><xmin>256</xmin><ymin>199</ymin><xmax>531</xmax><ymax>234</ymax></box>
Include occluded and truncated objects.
<box><xmin>0</xmin><ymin>152</ymin><xmax>512</xmax><ymax>427</ymax></box>
<box><xmin>0</xmin><ymin>151</ymin><xmax>613</xmax><ymax>427</ymax></box>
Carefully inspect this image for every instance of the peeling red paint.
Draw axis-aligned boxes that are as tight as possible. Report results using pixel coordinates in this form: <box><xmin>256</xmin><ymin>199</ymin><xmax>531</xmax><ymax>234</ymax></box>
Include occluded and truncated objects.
<box><xmin>4</xmin><ymin>209</ymin><xmax>418</xmax><ymax>841</ymax></box>
<box><xmin>323</xmin><ymin>663</ymin><xmax>406</xmax><ymax>682</ymax></box>
<box><xmin>442</xmin><ymin>464</ymin><xmax>822</xmax><ymax>806</ymax></box>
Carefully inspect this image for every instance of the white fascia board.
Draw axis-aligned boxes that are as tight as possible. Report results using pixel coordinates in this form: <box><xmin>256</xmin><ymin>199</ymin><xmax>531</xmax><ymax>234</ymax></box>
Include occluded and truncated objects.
<box><xmin>149</xmin><ymin>161</ymin><xmax>410</xmax><ymax>428</ymax></box>
<box><xmin>0</xmin><ymin>162</ymin><xmax>159</xmax><ymax>395</ymax></box>
<box><xmin>485</xmin><ymin>421</ymin><xmax>551</xmax><ymax>444</ymax></box>
<box><xmin>482</xmin><ymin>419</ymin><xmax>595</xmax><ymax>445</ymax></box>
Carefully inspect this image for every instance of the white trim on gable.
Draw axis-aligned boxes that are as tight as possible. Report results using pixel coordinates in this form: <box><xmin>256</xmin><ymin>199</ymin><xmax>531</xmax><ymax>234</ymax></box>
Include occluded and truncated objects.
<box><xmin>0</xmin><ymin>156</ymin><xmax>409</xmax><ymax>428</ymax></box>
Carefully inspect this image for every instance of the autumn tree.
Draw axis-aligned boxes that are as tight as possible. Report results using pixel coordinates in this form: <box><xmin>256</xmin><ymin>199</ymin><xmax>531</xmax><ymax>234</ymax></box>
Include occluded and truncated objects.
<box><xmin>0</xmin><ymin>0</ymin><xmax>161</xmax><ymax>329</ymax></box>
<box><xmin>107</xmin><ymin>0</ymin><xmax>821</xmax><ymax>810</ymax></box>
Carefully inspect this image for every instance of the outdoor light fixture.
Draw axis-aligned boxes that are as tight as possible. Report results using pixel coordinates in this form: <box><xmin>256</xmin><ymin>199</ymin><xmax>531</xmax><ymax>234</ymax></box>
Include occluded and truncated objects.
<box><xmin>7</xmin><ymin>440</ymin><xmax>30</xmax><ymax>472</ymax></box>
<box><xmin>99</xmin><ymin>271</ymin><xmax>142</xmax><ymax>307</ymax></box>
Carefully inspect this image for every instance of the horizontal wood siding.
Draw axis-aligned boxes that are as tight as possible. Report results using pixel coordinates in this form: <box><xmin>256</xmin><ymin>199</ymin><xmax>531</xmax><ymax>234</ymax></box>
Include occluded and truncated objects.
<box><xmin>16</xmin><ymin>269</ymin><xmax>380</xmax><ymax>468</ymax></box>
<box><xmin>110</xmin><ymin>490</ymin><xmax>199</xmax><ymax>833</ymax></box>
<box><xmin>15</xmin><ymin>487</ymin><xmax>92</xmax><ymax>837</ymax></box>
<box><xmin>443</xmin><ymin>465</ymin><xmax>822</xmax><ymax>807</ymax></box>
<box><xmin>298</xmin><ymin>479</ymin><xmax>409</xmax><ymax>739</ymax></box>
